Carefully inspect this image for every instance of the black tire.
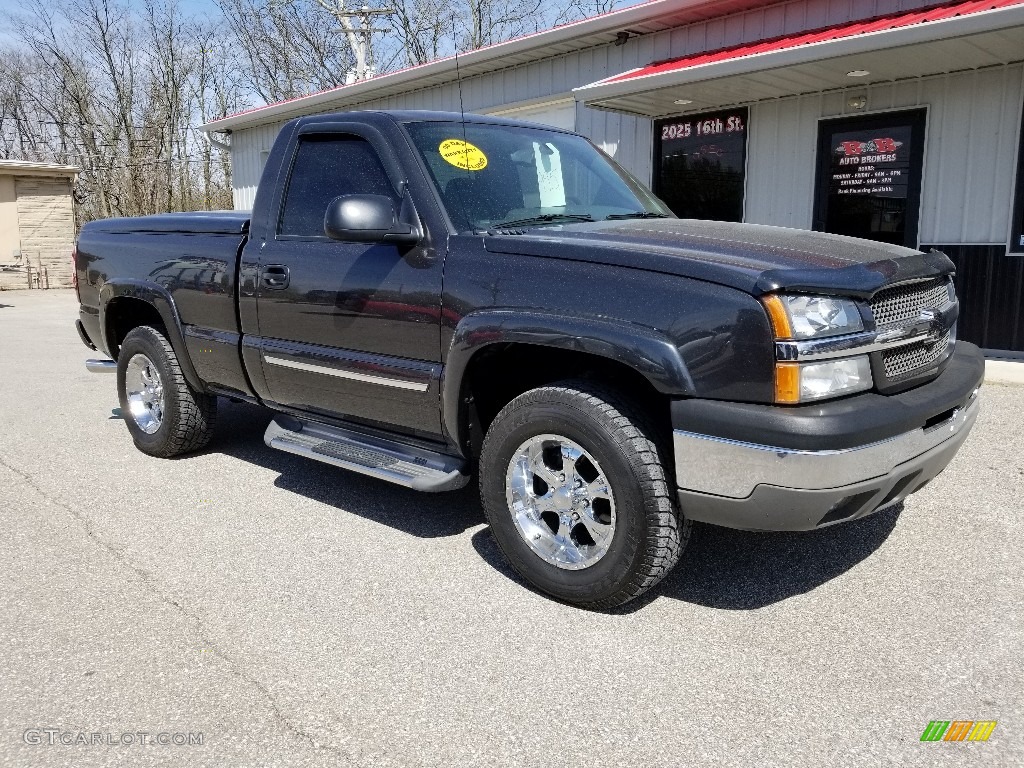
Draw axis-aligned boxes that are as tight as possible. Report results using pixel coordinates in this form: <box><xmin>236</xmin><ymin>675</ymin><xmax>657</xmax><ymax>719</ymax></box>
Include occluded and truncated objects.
<box><xmin>116</xmin><ymin>325</ymin><xmax>216</xmax><ymax>457</ymax></box>
<box><xmin>479</xmin><ymin>380</ymin><xmax>690</xmax><ymax>609</ymax></box>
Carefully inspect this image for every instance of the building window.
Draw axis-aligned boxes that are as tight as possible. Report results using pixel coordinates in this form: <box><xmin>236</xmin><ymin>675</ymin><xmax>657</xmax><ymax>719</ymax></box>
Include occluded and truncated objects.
<box><xmin>653</xmin><ymin>108</ymin><xmax>748</xmax><ymax>221</ymax></box>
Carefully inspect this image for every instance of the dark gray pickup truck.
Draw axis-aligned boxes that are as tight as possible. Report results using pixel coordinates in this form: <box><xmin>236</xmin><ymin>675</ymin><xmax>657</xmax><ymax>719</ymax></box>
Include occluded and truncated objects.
<box><xmin>75</xmin><ymin>110</ymin><xmax>982</xmax><ymax>608</ymax></box>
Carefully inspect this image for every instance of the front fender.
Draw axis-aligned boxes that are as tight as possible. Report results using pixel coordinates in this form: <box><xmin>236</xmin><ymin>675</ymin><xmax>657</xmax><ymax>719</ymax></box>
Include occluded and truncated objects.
<box><xmin>98</xmin><ymin>279</ymin><xmax>205</xmax><ymax>393</ymax></box>
<box><xmin>441</xmin><ymin>309</ymin><xmax>694</xmax><ymax>448</ymax></box>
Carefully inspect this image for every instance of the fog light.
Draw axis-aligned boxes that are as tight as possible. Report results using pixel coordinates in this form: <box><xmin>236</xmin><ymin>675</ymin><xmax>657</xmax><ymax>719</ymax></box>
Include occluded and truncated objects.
<box><xmin>776</xmin><ymin>356</ymin><xmax>873</xmax><ymax>403</ymax></box>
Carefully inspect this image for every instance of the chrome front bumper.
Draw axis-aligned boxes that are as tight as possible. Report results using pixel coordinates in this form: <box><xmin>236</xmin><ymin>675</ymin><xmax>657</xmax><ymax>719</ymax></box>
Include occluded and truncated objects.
<box><xmin>674</xmin><ymin>388</ymin><xmax>980</xmax><ymax>530</ymax></box>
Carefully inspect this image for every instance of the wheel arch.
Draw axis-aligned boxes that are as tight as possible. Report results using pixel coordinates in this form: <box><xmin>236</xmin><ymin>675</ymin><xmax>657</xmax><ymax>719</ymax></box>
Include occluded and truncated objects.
<box><xmin>99</xmin><ymin>280</ymin><xmax>205</xmax><ymax>392</ymax></box>
<box><xmin>441</xmin><ymin>310</ymin><xmax>694</xmax><ymax>458</ymax></box>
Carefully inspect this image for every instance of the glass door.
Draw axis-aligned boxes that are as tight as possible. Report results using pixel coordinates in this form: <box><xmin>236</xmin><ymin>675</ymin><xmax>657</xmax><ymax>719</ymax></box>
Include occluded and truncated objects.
<box><xmin>813</xmin><ymin>109</ymin><xmax>926</xmax><ymax>247</ymax></box>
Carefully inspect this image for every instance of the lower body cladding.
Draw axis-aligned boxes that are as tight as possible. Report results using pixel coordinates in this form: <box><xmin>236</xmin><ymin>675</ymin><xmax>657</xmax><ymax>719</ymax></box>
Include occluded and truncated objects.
<box><xmin>672</xmin><ymin>344</ymin><xmax>985</xmax><ymax>531</ymax></box>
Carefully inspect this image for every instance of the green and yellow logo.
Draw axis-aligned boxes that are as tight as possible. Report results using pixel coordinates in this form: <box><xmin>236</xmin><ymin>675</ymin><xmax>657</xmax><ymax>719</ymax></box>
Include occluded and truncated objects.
<box><xmin>921</xmin><ymin>721</ymin><xmax>997</xmax><ymax>742</ymax></box>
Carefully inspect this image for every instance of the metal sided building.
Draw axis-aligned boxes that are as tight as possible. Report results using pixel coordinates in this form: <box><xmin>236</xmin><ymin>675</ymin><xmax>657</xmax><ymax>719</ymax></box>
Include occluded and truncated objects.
<box><xmin>201</xmin><ymin>0</ymin><xmax>1024</xmax><ymax>354</ymax></box>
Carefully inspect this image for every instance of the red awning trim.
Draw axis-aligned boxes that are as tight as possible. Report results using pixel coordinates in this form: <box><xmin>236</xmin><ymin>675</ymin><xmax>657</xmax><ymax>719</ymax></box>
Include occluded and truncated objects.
<box><xmin>602</xmin><ymin>0</ymin><xmax>1024</xmax><ymax>85</ymax></box>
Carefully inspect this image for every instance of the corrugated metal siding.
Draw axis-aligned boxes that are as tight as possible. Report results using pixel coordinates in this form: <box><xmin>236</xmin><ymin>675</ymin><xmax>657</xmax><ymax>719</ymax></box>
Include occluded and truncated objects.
<box><xmin>484</xmin><ymin>100</ymin><xmax>577</xmax><ymax>130</ymax></box>
<box><xmin>744</xmin><ymin>64</ymin><xmax>1024</xmax><ymax>244</ymax></box>
<box><xmin>579</xmin><ymin>109</ymin><xmax>654</xmax><ymax>185</ymax></box>
<box><xmin>743</xmin><ymin>96</ymin><xmax>822</xmax><ymax>228</ymax></box>
<box><xmin>927</xmin><ymin>244</ymin><xmax>1024</xmax><ymax>350</ymax></box>
<box><xmin>228</xmin><ymin>0</ymin><xmax>945</xmax><ymax>208</ymax></box>
<box><xmin>232</xmin><ymin>122</ymin><xmax>286</xmax><ymax>210</ymax></box>
<box><xmin>920</xmin><ymin>65</ymin><xmax>1024</xmax><ymax>243</ymax></box>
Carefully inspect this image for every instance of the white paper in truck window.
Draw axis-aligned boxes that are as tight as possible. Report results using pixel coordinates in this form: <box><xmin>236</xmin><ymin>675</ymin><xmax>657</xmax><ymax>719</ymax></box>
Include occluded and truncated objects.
<box><xmin>534</xmin><ymin>142</ymin><xmax>566</xmax><ymax>208</ymax></box>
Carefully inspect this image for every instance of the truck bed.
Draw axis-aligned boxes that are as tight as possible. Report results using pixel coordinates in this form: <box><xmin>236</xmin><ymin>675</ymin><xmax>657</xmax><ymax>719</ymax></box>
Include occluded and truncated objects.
<box><xmin>76</xmin><ymin>210</ymin><xmax>252</xmax><ymax>397</ymax></box>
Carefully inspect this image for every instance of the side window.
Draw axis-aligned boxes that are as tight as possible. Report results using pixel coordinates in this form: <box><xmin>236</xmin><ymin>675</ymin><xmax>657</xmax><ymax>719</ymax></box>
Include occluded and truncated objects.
<box><xmin>278</xmin><ymin>135</ymin><xmax>395</xmax><ymax>237</ymax></box>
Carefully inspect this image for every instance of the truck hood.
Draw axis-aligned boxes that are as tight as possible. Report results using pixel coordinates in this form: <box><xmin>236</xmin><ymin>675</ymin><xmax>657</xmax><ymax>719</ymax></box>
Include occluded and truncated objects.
<box><xmin>482</xmin><ymin>218</ymin><xmax>954</xmax><ymax>297</ymax></box>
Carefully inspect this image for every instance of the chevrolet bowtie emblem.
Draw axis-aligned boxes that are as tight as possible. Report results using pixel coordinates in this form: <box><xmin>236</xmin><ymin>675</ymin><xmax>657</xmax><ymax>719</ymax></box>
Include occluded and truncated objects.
<box><xmin>919</xmin><ymin>308</ymin><xmax>945</xmax><ymax>341</ymax></box>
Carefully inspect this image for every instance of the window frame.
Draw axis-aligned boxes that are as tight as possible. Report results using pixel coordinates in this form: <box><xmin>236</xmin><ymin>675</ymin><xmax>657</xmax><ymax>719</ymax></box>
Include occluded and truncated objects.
<box><xmin>274</xmin><ymin>124</ymin><xmax>405</xmax><ymax>242</ymax></box>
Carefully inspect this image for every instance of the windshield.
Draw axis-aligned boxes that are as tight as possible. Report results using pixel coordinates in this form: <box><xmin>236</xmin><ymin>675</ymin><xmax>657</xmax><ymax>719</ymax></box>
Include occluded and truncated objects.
<box><xmin>403</xmin><ymin>121</ymin><xmax>672</xmax><ymax>232</ymax></box>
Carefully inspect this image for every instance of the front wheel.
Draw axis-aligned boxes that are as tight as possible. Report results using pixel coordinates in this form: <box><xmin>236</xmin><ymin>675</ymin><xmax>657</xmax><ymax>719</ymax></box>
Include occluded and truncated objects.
<box><xmin>479</xmin><ymin>381</ymin><xmax>689</xmax><ymax>609</ymax></box>
<box><xmin>116</xmin><ymin>325</ymin><xmax>216</xmax><ymax>457</ymax></box>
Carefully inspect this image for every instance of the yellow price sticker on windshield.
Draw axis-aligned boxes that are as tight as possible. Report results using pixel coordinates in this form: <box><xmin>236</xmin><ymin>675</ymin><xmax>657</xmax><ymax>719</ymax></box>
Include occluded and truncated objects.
<box><xmin>439</xmin><ymin>139</ymin><xmax>488</xmax><ymax>171</ymax></box>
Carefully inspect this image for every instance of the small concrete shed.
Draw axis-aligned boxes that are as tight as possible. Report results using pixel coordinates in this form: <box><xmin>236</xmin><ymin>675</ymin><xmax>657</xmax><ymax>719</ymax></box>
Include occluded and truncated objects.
<box><xmin>0</xmin><ymin>160</ymin><xmax>80</xmax><ymax>290</ymax></box>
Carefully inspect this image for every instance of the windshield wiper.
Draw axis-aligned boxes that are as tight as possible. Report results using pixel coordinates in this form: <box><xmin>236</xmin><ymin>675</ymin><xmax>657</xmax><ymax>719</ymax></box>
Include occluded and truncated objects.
<box><xmin>605</xmin><ymin>211</ymin><xmax>671</xmax><ymax>220</ymax></box>
<box><xmin>490</xmin><ymin>213</ymin><xmax>595</xmax><ymax>229</ymax></box>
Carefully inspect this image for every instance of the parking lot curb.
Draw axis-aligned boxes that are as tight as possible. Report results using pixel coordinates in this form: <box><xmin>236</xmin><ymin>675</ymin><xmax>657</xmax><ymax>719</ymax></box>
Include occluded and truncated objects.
<box><xmin>985</xmin><ymin>358</ymin><xmax>1024</xmax><ymax>385</ymax></box>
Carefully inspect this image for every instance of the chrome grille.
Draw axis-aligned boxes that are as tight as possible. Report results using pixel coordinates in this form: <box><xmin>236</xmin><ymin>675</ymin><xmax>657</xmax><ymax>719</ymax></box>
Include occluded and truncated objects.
<box><xmin>870</xmin><ymin>278</ymin><xmax>950</xmax><ymax>329</ymax></box>
<box><xmin>881</xmin><ymin>331</ymin><xmax>951</xmax><ymax>380</ymax></box>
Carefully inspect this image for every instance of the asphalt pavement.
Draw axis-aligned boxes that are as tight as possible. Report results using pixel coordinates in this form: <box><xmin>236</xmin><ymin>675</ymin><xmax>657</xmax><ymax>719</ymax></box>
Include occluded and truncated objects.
<box><xmin>0</xmin><ymin>289</ymin><xmax>1020</xmax><ymax>767</ymax></box>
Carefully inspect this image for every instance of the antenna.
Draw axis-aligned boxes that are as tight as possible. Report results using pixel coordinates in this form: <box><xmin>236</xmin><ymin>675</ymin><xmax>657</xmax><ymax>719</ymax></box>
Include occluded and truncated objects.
<box><xmin>451</xmin><ymin>18</ymin><xmax>471</xmax><ymax>166</ymax></box>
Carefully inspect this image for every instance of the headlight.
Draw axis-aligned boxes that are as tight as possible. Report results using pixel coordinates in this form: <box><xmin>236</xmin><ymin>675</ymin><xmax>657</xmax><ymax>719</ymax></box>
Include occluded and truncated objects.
<box><xmin>763</xmin><ymin>294</ymin><xmax>864</xmax><ymax>339</ymax></box>
<box><xmin>762</xmin><ymin>293</ymin><xmax>873</xmax><ymax>404</ymax></box>
<box><xmin>775</xmin><ymin>356</ymin><xmax>873</xmax><ymax>404</ymax></box>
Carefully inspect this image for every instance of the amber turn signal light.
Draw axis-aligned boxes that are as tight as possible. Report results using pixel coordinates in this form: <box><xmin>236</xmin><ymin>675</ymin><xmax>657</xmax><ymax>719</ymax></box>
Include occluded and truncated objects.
<box><xmin>761</xmin><ymin>294</ymin><xmax>793</xmax><ymax>339</ymax></box>
<box><xmin>774</xmin><ymin>362</ymin><xmax>801</xmax><ymax>404</ymax></box>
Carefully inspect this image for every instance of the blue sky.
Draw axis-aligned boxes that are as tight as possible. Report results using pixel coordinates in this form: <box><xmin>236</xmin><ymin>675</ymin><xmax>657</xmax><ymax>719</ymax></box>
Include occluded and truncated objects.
<box><xmin>0</xmin><ymin>0</ymin><xmax>221</xmax><ymax>44</ymax></box>
<box><xmin>176</xmin><ymin>0</ymin><xmax>222</xmax><ymax>10</ymax></box>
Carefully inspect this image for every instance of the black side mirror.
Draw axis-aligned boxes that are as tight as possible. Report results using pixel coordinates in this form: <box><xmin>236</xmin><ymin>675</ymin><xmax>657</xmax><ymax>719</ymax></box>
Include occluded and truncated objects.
<box><xmin>323</xmin><ymin>194</ymin><xmax>420</xmax><ymax>245</ymax></box>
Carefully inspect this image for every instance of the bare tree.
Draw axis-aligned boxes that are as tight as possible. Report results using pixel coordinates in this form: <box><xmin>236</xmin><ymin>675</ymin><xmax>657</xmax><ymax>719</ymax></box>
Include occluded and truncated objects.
<box><xmin>0</xmin><ymin>0</ymin><xmax>631</xmax><ymax>228</ymax></box>
<box><xmin>1</xmin><ymin>0</ymin><xmax>241</xmax><ymax>222</ymax></box>
<box><xmin>382</xmin><ymin>0</ymin><xmax>448</xmax><ymax>68</ymax></box>
<box><xmin>459</xmin><ymin>0</ymin><xmax>546</xmax><ymax>51</ymax></box>
<box><xmin>557</xmin><ymin>0</ymin><xmax>624</xmax><ymax>23</ymax></box>
<box><xmin>217</xmin><ymin>0</ymin><xmax>356</xmax><ymax>102</ymax></box>
<box><xmin>191</xmin><ymin>31</ymin><xmax>247</xmax><ymax>210</ymax></box>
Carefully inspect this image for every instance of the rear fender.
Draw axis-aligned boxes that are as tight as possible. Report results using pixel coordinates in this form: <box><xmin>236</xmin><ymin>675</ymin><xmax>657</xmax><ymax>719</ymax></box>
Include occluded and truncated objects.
<box><xmin>99</xmin><ymin>279</ymin><xmax>205</xmax><ymax>393</ymax></box>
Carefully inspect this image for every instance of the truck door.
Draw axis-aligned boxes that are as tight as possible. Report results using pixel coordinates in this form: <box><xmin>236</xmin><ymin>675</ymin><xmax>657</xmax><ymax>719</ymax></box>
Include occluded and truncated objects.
<box><xmin>253</xmin><ymin>125</ymin><xmax>444</xmax><ymax>437</ymax></box>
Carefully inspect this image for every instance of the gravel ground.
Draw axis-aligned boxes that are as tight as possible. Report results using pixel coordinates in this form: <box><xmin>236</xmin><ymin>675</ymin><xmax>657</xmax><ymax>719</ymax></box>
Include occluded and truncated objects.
<box><xmin>1</xmin><ymin>289</ymin><xmax>1021</xmax><ymax>768</ymax></box>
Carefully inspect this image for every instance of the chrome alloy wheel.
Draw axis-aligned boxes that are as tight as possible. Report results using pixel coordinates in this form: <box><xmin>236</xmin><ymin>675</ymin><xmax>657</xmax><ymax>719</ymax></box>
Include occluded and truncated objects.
<box><xmin>124</xmin><ymin>353</ymin><xmax>165</xmax><ymax>434</ymax></box>
<box><xmin>505</xmin><ymin>434</ymin><xmax>616</xmax><ymax>570</ymax></box>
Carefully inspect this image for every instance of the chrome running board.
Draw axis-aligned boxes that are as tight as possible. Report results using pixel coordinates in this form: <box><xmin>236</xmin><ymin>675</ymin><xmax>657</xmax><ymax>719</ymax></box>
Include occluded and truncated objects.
<box><xmin>264</xmin><ymin>417</ymin><xmax>469</xmax><ymax>492</ymax></box>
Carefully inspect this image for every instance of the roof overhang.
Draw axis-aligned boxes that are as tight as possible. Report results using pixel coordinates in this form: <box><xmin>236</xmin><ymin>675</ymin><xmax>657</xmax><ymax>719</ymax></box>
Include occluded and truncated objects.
<box><xmin>200</xmin><ymin>0</ymin><xmax>777</xmax><ymax>133</ymax></box>
<box><xmin>0</xmin><ymin>160</ymin><xmax>80</xmax><ymax>178</ymax></box>
<box><xmin>574</xmin><ymin>0</ymin><xmax>1024</xmax><ymax>118</ymax></box>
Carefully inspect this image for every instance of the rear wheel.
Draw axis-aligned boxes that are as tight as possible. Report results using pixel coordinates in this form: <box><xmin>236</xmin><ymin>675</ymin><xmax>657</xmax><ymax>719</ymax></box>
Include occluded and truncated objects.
<box><xmin>479</xmin><ymin>381</ymin><xmax>689</xmax><ymax>609</ymax></box>
<box><xmin>116</xmin><ymin>325</ymin><xmax>216</xmax><ymax>457</ymax></box>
